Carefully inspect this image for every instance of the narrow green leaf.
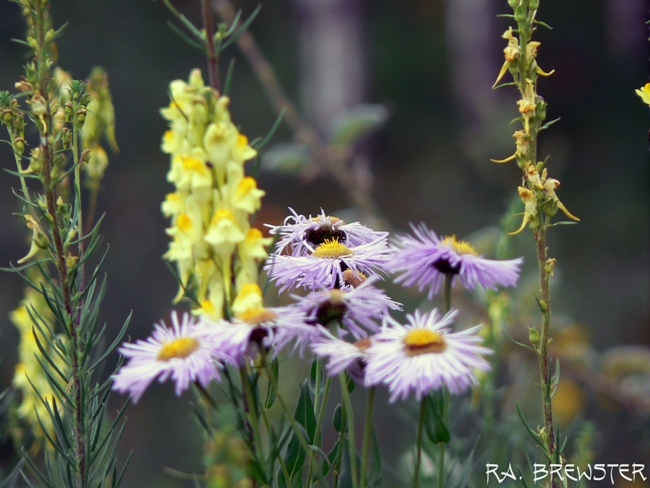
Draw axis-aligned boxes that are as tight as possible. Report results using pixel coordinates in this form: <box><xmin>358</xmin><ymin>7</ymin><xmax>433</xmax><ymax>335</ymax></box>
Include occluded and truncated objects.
<box><xmin>517</xmin><ymin>466</ymin><xmax>531</xmax><ymax>488</ymax></box>
<box><xmin>502</xmin><ymin>330</ymin><xmax>537</xmax><ymax>353</ymax></box>
<box><xmin>539</xmin><ymin>116</ymin><xmax>560</xmax><ymax>131</ymax></box>
<box><xmin>424</xmin><ymin>394</ymin><xmax>450</xmax><ymax>444</ymax></box>
<box><xmin>167</xmin><ymin>20</ymin><xmax>205</xmax><ymax>51</ymax></box>
<box><xmin>252</xmin><ymin>108</ymin><xmax>286</xmax><ymax>151</ymax></box>
<box><xmin>219</xmin><ymin>4</ymin><xmax>262</xmax><ymax>52</ymax></box>
<box><xmin>333</xmin><ymin>404</ymin><xmax>342</xmax><ymax>433</ymax></box>
<box><xmin>264</xmin><ymin>358</ymin><xmax>279</xmax><ymax>409</ymax></box>
<box><xmin>223</xmin><ymin>57</ymin><xmax>236</xmax><ymax>96</ymax></box>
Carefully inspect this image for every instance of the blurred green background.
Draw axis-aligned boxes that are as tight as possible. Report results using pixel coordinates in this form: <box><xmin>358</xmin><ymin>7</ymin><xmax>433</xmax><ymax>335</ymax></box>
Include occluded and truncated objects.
<box><xmin>0</xmin><ymin>0</ymin><xmax>648</xmax><ymax>486</ymax></box>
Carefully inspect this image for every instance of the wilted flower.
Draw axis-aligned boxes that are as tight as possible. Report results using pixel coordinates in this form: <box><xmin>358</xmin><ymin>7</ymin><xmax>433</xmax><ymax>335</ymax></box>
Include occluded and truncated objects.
<box><xmin>364</xmin><ymin>309</ymin><xmax>491</xmax><ymax>402</ymax></box>
<box><xmin>391</xmin><ymin>223</ymin><xmax>523</xmax><ymax>298</ymax></box>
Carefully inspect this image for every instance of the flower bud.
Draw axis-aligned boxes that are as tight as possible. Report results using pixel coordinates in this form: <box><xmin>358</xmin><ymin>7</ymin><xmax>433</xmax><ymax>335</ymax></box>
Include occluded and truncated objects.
<box><xmin>508</xmin><ymin>0</ymin><xmax>520</xmax><ymax>7</ymax></box>
<box><xmin>529</xmin><ymin>327</ymin><xmax>540</xmax><ymax>346</ymax></box>
<box><xmin>528</xmin><ymin>0</ymin><xmax>539</xmax><ymax>9</ymax></box>
<box><xmin>514</xmin><ymin>5</ymin><xmax>527</xmax><ymax>23</ymax></box>
<box><xmin>13</xmin><ymin>137</ymin><xmax>25</xmax><ymax>154</ymax></box>
<box><xmin>2</xmin><ymin>109</ymin><xmax>13</xmax><ymax>125</ymax></box>
<box><xmin>65</xmin><ymin>254</ymin><xmax>79</xmax><ymax>270</ymax></box>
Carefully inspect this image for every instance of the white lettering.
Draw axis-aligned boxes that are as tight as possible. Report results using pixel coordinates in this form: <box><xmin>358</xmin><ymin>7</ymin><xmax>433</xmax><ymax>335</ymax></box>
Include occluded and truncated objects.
<box><xmin>593</xmin><ymin>464</ymin><xmax>606</xmax><ymax>481</ymax></box>
<box><xmin>565</xmin><ymin>464</ymin><xmax>577</xmax><ymax>482</ymax></box>
<box><xmin>576</xmin><ymin>464</ymin><xmax>592</xmax><ymax>481</ymax></box>
<box><xmin>486</xmin><ymin>464</ymin><xmax>499</xmax><ymax>483</ymax></box>
<box><xmin>549</xmin><ymin>464</ymin><xmax>563</xmax><ymax>481</ymax></box>
<box><xmin>503</xmin><ymin>464</ymin><xmax>516</xmax><ymax>482</ymax></box>
<box><xmin>619</xmin><ymin>465</ymin><xmax>631</xmax><ymax>482</ymax></box>
<box><xmin>533</xmin><ymin>464</ymin><xmax>548</xmax><ymax>483</ymax></box>
<box><xmin>633</xmin><ymin>464</ymin><xmax>647</xmax><ymax>481</ymax></box>
<box><xmin>608</xmin><ymin>464</ymin><xmax>618</xmax><ymax>485</ymax></box>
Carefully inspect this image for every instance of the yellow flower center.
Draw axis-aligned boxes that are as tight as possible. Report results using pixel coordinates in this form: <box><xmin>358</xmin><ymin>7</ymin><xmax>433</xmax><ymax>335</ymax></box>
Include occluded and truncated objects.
<box><xmin>157</xmin><ymin>337</ymin><xmax>200</xmax><ymax>361</ymax></box>
<box><xmin>200</xmin><ymin>299</ymin><xmax>217</xmax><ymax>316</ymax></box>
<box><xmin>312</xmin><ymin>239</ymin><xmax>353</xmax><ymax>259</ymax></box>
<box><xmin>177</xmin><ymin>213</ymin><xmax>193</xmax><ymax>233</ymax></box>
<box><xmin>442</xmin><ymin>235</ymin><xmax>477</xmax><ymax>256</ymax></box>
<box><xmin>237</xmin><ymin>307</ymin><xmax>277</xmax><ymax>325</ymax></box>
<box><xmin>211</xmin><ymin>208</ymin><xmax>236</xmax><ymax>225</ymax></box>
<box><xmin>236</xmin><ymin>176</ymin><xmax>258</xmax><ymax>199</ymax></box>
<box><xmin>182</xmin><ymin>156</ymin><xmax>209</xmax><ymax>175</ymax></box>
<box><xmin>403</xmin><ymin>329</ymin><xmax>447</xmax><ymax>356</ymax></box>
<box><xmin>237</xmin><ymin>134</ymin><xmax>249</xmax><ymax>148</ymax></box>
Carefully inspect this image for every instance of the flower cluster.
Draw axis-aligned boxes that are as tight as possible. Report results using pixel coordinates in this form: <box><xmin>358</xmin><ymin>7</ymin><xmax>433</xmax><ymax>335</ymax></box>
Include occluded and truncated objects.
<box><xmin>114</xmin><ymin>214</ymin><xmax>521</xmax><ymax>405</ymax></box>
<box><xmin>160</xmin><ymin>69</ymin><xmax>270</xmax><ymax>319</ymax></box>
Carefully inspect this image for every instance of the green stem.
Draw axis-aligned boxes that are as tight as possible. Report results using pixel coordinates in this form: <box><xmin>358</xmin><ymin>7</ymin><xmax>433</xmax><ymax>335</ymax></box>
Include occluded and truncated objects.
<box><xmin>359</xmin><ymin>387</ymin><xmax>375</xmax><ymax>488</ymax></box>
<box><xmin>260</xmin><ymin>348</ymin><xmax>328</xmax><ymax>488</ymax></box>
<box><xmin>339</xmin><ymin>373</ymin><xmax>358</xmax><ymax>488</ymax></box>
<box><xmin>443</xmin><ymin>273</ymin><xmax>452</xmax><ymax>314</ymax></box>
<box><xmin>240</xmin><ymin>366</ymin><xmax>264</xmax><ymax>460</ymax></box>
<box><xmin>308</xmin><ymin>374</ymin><xmax>332</xmax><ymax>488</ymax></box>
<box><xmin>333</xmin><ymin>404</ymin><xmax>346</xmax><ymax>488</ymax></box>
<box><xmin>437</xmin><ymin>442</ymin><xmax>445</xmax><ymax>488</ymax></box>
<box><xmin>259</xmin><ymin>405</ymin><xmax>291</xmax><ymax>487</ymax></box>
<box><xmin>534</xmin><ymin>224</ymin><xmax>557</xmax><ymax>461</ymax></box>
<box><xmin>413</xmin><ymin>398</ymin><xmax>426</xmax><ymax>488</ymax></box>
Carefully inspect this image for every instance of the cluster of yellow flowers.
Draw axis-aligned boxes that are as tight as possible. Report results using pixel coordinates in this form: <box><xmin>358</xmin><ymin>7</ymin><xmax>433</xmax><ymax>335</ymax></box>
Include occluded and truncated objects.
<box><xmin>160</xmin><ymin>69</ymin><xmax>270</xmax><ymax>319</ymax></box>
<box><xmin>10</xmin><ymin>279</ymin><xmax>66</xmax><ymax>446</ymax></box>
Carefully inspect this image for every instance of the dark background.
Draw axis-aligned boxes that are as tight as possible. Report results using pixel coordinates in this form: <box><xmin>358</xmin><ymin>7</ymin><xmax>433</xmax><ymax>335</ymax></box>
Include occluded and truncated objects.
<box><xmin>0</xmin><ymin>0</ymin><xmax>648</xmax><ymax>486</ymax></box>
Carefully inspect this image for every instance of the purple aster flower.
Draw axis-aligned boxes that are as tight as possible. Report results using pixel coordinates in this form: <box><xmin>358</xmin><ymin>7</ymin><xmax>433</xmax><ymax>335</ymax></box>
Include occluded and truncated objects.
<box><xmin>267</xmin><ymin>208</ymin><xmax>388</xmax><ymax>257</ymax></box>
<box><xmin>265</xmin><ymin>237</ymin><xmax>392</xmax><ymax>292</ymax></box>
<box><xmin>292</xmin><ymin>277</ymin><xmax>402</xmax><ymax>339</ymax></box>
<box><xmin>201</xmin><ymin>305</ymin><xmax>316</xmax><ymax>363</ymax></box>
<box><xmin>391</xmin><ymin>223</ymin><xmax>523</xmax><ymax>298</ymax></box>
<box><xmin>112</xmin><ymin>312</ymin><xmax>226</xmax><ymax>403</ymax></box>
<box><xmin>364</xmin><ymin>309</ymin><xmax>491</xmax><ymax>402</ymax></box>
<box><xmin>311</xmin><ymin>334</ymin><xmax>371</xmax><ymax>383</ymax></box>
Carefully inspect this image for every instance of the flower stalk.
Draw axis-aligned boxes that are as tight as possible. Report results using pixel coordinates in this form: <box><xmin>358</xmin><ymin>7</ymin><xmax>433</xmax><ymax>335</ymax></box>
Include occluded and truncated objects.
<box><xmin>492</xmin><ymin>0</ymin><xmax>580</xmax><ymax>482</ymax></box>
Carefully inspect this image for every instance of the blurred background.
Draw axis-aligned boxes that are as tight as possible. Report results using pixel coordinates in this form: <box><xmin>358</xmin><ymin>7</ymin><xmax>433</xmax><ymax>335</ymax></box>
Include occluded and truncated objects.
<box><xmin>0</xmin><ymin>0</ymin><xmax>648</xmax><ymax>486</ymax></box>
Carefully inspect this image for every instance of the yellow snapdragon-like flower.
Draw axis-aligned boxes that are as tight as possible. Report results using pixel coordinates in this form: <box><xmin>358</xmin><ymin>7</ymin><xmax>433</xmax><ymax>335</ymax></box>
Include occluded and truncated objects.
<box><xmin>493</xmin><ymin>27</ymin><xmax>520</xmax><ymax>87</ymax></box>
<box><xmin>636</xmin><ymin>83</ymin><xmax>650</xmax><ymax>106</ymax></box>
